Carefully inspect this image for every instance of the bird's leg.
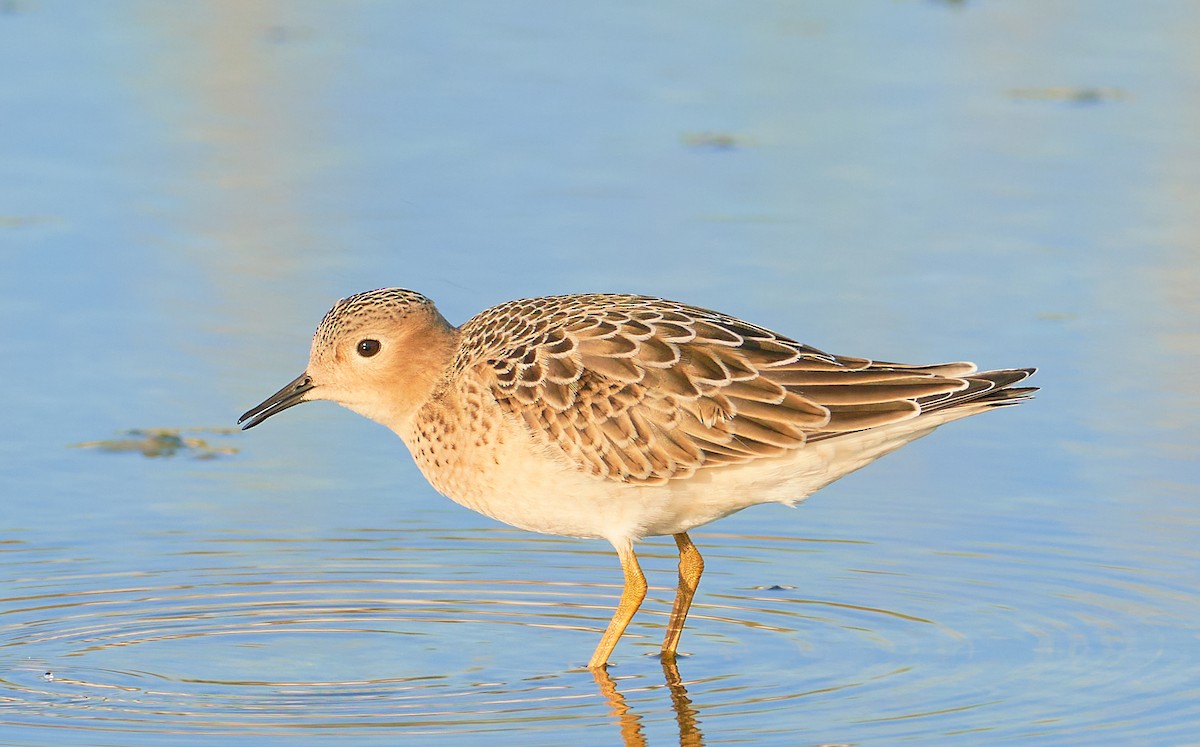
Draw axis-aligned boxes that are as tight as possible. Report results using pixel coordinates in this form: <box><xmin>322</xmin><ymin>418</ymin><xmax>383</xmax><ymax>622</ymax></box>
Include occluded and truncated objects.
<box><xmin>588</xmin><ymin>540</ymin><xmax>648</xmax><ymax>669</ymax></box>
<box><xmin>661</xmin><ymin>532</ymin><xmax>704</xmax><ymax>659</ymax></box>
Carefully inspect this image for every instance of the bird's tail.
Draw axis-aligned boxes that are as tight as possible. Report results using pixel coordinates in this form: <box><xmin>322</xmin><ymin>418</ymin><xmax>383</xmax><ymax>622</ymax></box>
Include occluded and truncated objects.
<box><xmin>916</xmin><ymin>367</ymin><xmax>1038</xmax><ymax>414</ymax></box>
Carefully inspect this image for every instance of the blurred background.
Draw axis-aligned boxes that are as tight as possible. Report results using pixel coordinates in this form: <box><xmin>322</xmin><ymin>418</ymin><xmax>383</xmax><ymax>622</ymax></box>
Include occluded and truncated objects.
<box><xmin>1</xmin><ymin>2</ymin><xmax>1197</xmax><ymax>745</ymax></box>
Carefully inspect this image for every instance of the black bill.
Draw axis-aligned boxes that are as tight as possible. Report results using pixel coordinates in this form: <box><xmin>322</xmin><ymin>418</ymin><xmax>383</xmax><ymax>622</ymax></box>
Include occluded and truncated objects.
<box><xmin>238</xmin><ymin>373</ymin><xmax>316</xmax><ymax>430</ymax></box>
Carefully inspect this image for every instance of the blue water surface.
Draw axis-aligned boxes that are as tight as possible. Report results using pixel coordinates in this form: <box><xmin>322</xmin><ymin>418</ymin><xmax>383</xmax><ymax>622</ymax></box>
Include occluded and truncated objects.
<box><xmin>1</xmin><ymin>2</ymin><xmax>1197</xmax><ymax>745</ymax></box>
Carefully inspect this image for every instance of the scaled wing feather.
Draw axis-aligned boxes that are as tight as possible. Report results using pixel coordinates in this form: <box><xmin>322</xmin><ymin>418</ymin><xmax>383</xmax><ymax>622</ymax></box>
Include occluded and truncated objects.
<box><xmin>453</xmin><ymin>295</ymin><xmax>1031</xmax><ymax>484</ymax></box>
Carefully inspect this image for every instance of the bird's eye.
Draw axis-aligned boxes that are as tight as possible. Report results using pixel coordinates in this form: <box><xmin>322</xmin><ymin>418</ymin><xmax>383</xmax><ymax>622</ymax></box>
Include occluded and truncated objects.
<box><xmin>357</xmin><ymin>339</ymin><xmax>382</xmax><ymax>357</ymax></box>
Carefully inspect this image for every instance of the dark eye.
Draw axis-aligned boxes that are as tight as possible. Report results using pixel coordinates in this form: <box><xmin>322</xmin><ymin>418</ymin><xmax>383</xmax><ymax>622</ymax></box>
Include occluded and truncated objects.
<box><xmin>357</xmin><ymin>339</ymin><xmax>381</xmax><ymax>357</ymax></box>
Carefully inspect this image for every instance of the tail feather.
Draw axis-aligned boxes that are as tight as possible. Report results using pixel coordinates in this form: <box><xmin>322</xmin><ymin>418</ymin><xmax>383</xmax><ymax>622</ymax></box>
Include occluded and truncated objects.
<box><xmin>917</xmin><ymin>367</ymin><xmax>1037</xmax><ymax>413</ymax></box>
<box><xmin>807</xmin><ymin>366</ymin><xmax>1036</xmax><ymax>444</ymax></box>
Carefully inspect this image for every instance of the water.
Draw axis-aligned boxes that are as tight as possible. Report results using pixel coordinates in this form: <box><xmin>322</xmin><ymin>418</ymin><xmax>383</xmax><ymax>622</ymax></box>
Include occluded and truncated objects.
<box><xmin>2</xmin><ymin>1</ymin><xmax>1198</xmax><ymax>744</ymax></box>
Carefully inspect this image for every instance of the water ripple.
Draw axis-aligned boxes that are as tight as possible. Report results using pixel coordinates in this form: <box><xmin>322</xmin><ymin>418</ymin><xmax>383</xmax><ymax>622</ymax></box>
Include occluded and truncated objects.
<box><xmin>1</xmin><ymin>528</ymin><xmax>1196</xmax><ymax>744</ymax></box>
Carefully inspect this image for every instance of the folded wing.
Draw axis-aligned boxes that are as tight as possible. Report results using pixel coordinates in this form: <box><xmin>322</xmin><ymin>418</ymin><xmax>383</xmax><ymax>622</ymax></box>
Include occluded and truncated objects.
<box><xmin>455</xmin><ymin>294</ymin><xmax>1034</xmax><ymax>485</ymax></box>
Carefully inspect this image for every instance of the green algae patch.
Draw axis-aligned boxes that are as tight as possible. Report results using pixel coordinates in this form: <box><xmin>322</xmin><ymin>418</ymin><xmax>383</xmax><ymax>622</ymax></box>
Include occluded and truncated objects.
<box><xmin>73</xmin><ymin>428</ymin><xmax>239</xmax><ymax>459</ymax></box>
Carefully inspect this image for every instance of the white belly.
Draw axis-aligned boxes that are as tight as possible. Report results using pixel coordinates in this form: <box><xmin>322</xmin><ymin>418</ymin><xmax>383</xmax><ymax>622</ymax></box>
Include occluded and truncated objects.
<box><xmin>400</xmin><ymin>393</ymin><xmax>959</xmax><ymax>545</ymax></box>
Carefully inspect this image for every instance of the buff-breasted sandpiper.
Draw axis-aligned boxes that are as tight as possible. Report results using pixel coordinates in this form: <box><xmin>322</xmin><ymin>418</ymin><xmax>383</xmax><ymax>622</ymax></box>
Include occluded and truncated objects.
<box><xmin>239</xmin><ymin>289</ymin><xmax>1036</xmax><ymax>669</ymax></box>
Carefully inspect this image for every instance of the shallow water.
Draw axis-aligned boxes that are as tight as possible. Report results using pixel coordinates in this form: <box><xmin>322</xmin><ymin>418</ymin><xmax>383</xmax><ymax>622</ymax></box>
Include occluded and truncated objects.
<box><xmin>2</xmin><ymin>2</ymin><xmax>1199</xmax><ymax>745</ymax></box>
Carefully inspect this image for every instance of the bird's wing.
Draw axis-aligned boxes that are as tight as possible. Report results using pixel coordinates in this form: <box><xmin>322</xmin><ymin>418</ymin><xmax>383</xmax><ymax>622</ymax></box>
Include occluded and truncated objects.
<box><xmin>454</xmin><ymin>294</ymin><xmax>988</xmax><ymax>485</ymax></box>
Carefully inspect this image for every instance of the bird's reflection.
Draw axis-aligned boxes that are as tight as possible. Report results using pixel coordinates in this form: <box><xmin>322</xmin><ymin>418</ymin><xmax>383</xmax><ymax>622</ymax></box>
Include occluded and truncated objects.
<box><xmin>593</xmin><ymin>659</ymin><xmax>704</xmax><ymax>747</ymax></box>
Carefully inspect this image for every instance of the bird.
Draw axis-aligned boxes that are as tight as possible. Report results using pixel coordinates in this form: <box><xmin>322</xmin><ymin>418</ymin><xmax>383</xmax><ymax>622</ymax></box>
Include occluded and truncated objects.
<box><xmin>239</xmin><ymin>288</ymin><xmax>1035</xmax><ymax>669</ymax></box>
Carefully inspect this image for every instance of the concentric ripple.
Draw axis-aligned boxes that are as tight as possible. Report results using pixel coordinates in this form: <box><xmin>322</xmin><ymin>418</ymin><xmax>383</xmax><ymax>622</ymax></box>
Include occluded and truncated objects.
<box><xmin>1</xmin><ymin>526</ymin><xmax>1196</xmax><ymax>744</ymax></box>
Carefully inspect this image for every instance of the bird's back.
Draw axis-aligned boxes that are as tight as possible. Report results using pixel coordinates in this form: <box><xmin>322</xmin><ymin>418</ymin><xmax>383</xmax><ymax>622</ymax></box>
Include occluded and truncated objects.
<box><xmin>444</xmin><ymin>293</ymin><xmax>1035</xmax><ymax>485</ymax></box>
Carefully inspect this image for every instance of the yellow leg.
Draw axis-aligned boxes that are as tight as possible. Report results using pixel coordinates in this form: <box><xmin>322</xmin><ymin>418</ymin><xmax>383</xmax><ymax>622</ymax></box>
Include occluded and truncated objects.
<box><xmin>661</xmin><ymin>532</ymin><xmax>704</xmax><ymax>659</ymax></box>
<box><xmin>588</xmin><ymin>540</ymin><xmax>648</xmax><ymax>669</ymax></box>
